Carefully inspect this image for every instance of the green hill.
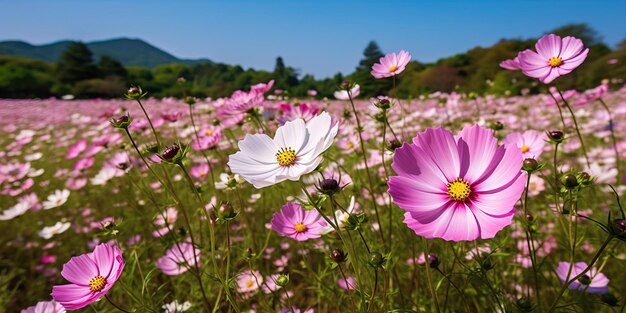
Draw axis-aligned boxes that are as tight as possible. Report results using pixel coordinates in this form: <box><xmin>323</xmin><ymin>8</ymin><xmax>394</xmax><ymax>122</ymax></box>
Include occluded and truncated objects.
<box><xmin>0</xmin><ymin>38</ymin><xmax>212</xmax><ymax>68</ymax></box>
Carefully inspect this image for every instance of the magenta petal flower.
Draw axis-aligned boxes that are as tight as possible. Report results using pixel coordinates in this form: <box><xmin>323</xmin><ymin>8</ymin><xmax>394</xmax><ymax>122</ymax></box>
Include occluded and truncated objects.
<box><xmin>271</xmin><ymin>202</ymin><xmax>328</xmax><ymax>241</ymax></box>
<box><xmin>556</xmin><ymin>262</ymin><xmax>609</xmax><ymax>293</ymax></box>
<box><xmin>21</xmin><ymin>300</ymin><xmax>66</xmax><ymax>313</ymax></box>
<box><xmin>499</xmin><ymin>56</ymin><xmax>521</xmax><ymax>70</ymax></box>
<box><xmin>51</xmin><ymin>243</ymin><xmax>124</xmax><ymax>310</ymax></box>
<box><xmin>371</xmin><ymin>50</ymin><xmax>411</xmax><ymax>79</ymax></box>
<box><xmin>503</xmin><ymin>130</ymin><xmax>546</xmax><ymax>159</ymax></box>
<box><xmin>517</xmin><ymin>34</ymin><xmax>589</xmax><ymax>84</ymax></box>
<box><xmin>388</xmin><ymin>125</ymin><xmax>526</xmax><ymax>241</ymax></box>
<box><xmin>156</xmin><ymin>242</ymin><xmax>200</xmax><ymax>276</ymax></box>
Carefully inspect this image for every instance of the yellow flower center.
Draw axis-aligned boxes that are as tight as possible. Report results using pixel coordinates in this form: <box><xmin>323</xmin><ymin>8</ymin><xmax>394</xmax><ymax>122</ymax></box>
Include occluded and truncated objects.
<box><xmin>447</xmin><ymin>178</ymin><xmax>471</xmax><ymax>202</ymax></box>
<box><xmin>347</xmin><ymin>142</ymin><xmax>354</xmax><ymax>149</ymax></box>
<box><xmin>294</xmin><ymin>222</ymin><xmax>307</xmax><ymax>233</ymax></box>
<box><xmin>548</xmin><ymin>57</ymin><xmax>562</xmax><ymax>67</ymax></box>
<box><xmin>276</xmin><ymin>147</ymin><xmax>297</xmax><ymax>167</ymax></box>
<box><xmin>389</xmin><ymin>65</ymin><xmax>398</xmax><ymax>72</ymax></box>
<box><xmin>521</xmin><ymin>145</ymin><xmax>529</xmax><ymax>153</ymax></box>
<box><xmin>89</xmin><ymin>275</ymin><xmax>107</xmax><ymax>292</ymax></box>
<box><xmin>246</xmin><ymin>280</ymin><xmax>254</xmax><ymax>288</ymax></box>
<box><xmin>205</xmin><ymin>130</ymin><xmax>214</xmax><ymax>136</ymax></box>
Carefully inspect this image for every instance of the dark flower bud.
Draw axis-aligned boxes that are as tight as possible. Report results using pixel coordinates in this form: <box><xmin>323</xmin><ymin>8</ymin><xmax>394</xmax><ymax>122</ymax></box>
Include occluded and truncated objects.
<box><xmin>601</xmin><ymin>293</ymin><xmax>619</xmax><ymax>307</ymax></box>
<box><xmin>368</xmin><ymin>252</ymin><xmax>385</xmax><ymax>268</ymax></box>
<box><xmin>388</xmin><ymin>139</ymin><xmax>402</xmax><ymax>151</ymax></box>
<box><xmin>244</xmin><ymin>247</ymin><xmax>256</xmax><ymax>260</ymax></box>
<box><xmin>577</xmin><ymin>274</ymin><xmax>591</xmax><ymax>285</ymax></box>
<box><xmin>547</xmin><ymin>130</ymin><xmax>565</xmax><ymax>143</ymax></box>
<box><xmin>162</xmin><ymin>144</ymin><xmax>180</xmax><ymax>160</ymax></box>
<box><xmin>426</xmin><ymin>253</ymin><xmax>439</xmax><ymax>268</ymax></box>
<box><xmin>125</xmin><ymin>86</ymin><xmax>147</xmax><ymax>100</ymax></box>
<box><xmin>610</xmin><ymin>219</ymin><xmax>626</xmax><ymax>238</ymax></box>
<box><xmin>110</xmin><ymin>114</ymin><xmax>133</xmax><ymax>129</ymax></box>
<box><xmin>184</xmin><ymin>96</ymin><xmax>196</xmax><ymax>105</ymax></box>
<box><xmin>522</xmin><ymin>158</ymin><xmax>539</xmax><ymax>172</ymax></box>
<box><xmin>561</xmin><ymin>173</ymin><xmax>579</xmax><ymax>189</ymax></box>
<box><xmin>178</xmin><ymin>227</ymin><xmax>187</xmax><ymax>237</ymax></box>
<box><xmin>515</xmin><ymin>297</ymin><xmax>534</xmax><ymax>312</ymax></box>
<box><xmin>526</xmin><ymin>213</ymin><xmax>534</xmax><ymax>222</ymax></box>
<box><xmin>489</xmin><ymin>121</ymin><xmax>504</xmax><ymax>131</ymax></box>
<box><xmin>319</xmin><ymin>178</ymin><xmax>340</xmax><ymax>195</ymax></box>
<box><xmin>340</xmin><ymin>81</ymin><xmax>351</xmax><ymax>89</ymax></box>
<box><xmin>343</xmin><ymin>109</ymin><xmax>352</xmax><ymax>120</ymax></box>
<box><xmin>330</xmin><ymin>249</ymin><xmax>348</xmax><ymax>263</ymax></box>
<box><xmin>217</xmin><ymin>202</ymin><xmax>238</xmax><ymax>222</ymax></box>
<box><xmin>481</xmin><ymin>256</ymin><xmax>494</xmax><ymax>270</ymax></box>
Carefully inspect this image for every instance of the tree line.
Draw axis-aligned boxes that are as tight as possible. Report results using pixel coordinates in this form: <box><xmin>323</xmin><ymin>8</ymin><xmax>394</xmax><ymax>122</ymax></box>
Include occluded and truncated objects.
<box><xmin>0</xmin><ymin>23</ymin><xmax>624</xmax><ymax>99</ymax></box>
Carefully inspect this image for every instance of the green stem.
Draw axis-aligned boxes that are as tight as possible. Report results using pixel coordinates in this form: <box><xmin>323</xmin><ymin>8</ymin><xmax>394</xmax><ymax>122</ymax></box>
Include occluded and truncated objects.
<box><xmin>598</xmin><ymin>98</ymin><xmax>621</xmax><ymax>183</ymax></box>
<box><xmin>135</xmin><ymin>99</ymin><xmax>161</xmax><ymax>147</ymax></box>
<box><xmin>555</xmin><ymin>87</ymin><xmax>590</xmax><ymax>168</ymax></box>
<box><xmin>105</xmin><ymin>294</ymin><xmax>132</xmax><ymax>313</ymax></box>
<box><xmin>422</xmin><ymin>238</ymin><xmax>441</xmax><ymax>313</ymax></box>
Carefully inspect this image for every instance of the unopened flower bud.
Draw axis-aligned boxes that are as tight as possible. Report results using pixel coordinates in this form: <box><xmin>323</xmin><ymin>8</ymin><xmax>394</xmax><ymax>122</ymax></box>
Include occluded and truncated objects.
<box><xmin>275</xmin><ymin>273</ymin><xmax>289</xmax><ymax>287</ymax></box>
<box><xmin>319</xmin><ymin>178</ymin><xmax>340</xmax><ymax>195</ymax></box>
<box><xmin>110</xmin><ymin>114</ymin><xmax>133</xmax><ymax>129</ymax></box>
<box><xmin>547</xmin><ymin>130</ymin><xmax>564</xmax><ymax>143</ymax></box>
<box><xmin>330</xmin><ymin>249</ymin><xmax>348</xmax><ymax>263</ymax></box>
<box><xmin>522</xmin><ymin>158</ymin><xmax>539</xmax><ymax>172</ymax></box>
<box><xmin>388</xmin><ymin>139</ymin><xmax>402</xmax><ymax>151</ymax></box>
<box><xmin>577</xmin><ymin>274</ymin><xmax>591</xmax><ymax>285</ymax></box>
<box><xmin>162</xmin><ymin>144</ymin><xmax>180</xmax><ymax>160</ymax></box>
<box><xmin>561</xmin><ymin>173</ymin><xmax>579</xmax><ymax>189</ymax></box>
<box><xmin>368</xmin><ymin>252</ymin><xmax>385</xmax><ymax>268</ymax></box>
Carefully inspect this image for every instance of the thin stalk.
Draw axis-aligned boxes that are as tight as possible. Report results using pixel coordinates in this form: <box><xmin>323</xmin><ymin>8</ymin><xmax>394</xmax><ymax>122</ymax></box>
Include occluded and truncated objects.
<box><xmin>422</xmin><ymin>238</ymin><xmax>441</xmax><ymax>313</ymax></box>
<box><xmin>598</xmin><ymin>98</ymin><xmax>621</xmax><ymax>182</ymax></box>
<box><xmin>555</xmin><ymin>87</ymin><xmax>590</xmax><ymax>168</ymax></box>
<box><xmin>135</xmin><ymin>99</ymin><xmax>161</xmax><ymax>147</ymax></box>
<box><xmin>105</xmin><ymin>294</ymin><xmax>132</xmax><ymax>313</ymax></box>
<box><xmin>347</xmin><ymin>89</ymin><xmax>385</xmax><ymax>242</ymax></box>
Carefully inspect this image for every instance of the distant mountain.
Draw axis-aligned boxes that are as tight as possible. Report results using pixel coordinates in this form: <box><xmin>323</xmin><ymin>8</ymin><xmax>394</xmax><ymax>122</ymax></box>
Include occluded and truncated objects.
<box><xmin>0</xmin><ymin>38</ymin><xmax>212</xmax><ymax>68</ymax></box>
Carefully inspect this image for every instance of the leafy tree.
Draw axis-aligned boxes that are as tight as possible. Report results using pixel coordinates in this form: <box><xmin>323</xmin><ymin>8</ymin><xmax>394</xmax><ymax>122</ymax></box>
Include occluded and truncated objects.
<box><xmin>98</xmin><ymin>56</ymin><xmax>127</xmax><ymax>79</ymax></box>
<box><xmin>357</xmin><ymin>41</ymin><xmax>384</xmax><ymax>71</ymax></box>
<box><xmin>549</xmin><ymin>23</ymin><xmax>603</xmax><ymax>46</ymax></box>
<box><xmin>274</xmin><ymin>57</ymin><xmax>286</xmax><ymax>76</ymax></box>
<box><xmin>56</xmin><ymin>42</ymin><xmax>99</xmax><ymax>84</ymax></box>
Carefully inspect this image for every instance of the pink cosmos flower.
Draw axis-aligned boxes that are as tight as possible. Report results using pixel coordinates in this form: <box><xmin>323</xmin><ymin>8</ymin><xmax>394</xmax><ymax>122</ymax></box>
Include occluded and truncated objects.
<box><xmin>21</xmin><ymin>300</ymin><xmax>66</xmax><ymax>313</ymax></box>
<box><xmin>388</xmin><ymin>125</ymin><xmax>526</xmax><ymax>241</ymax></box>
<box><xmin>236</xmin><ymin>270</ymin><xmax>262</xmax><ymax>294</ymax></box>
<box><xmin>499</xmin><ymin>56</ymin><xmax>521</xmax><ymax>70</ymax></box>
<box><xmin>190</xmin><ymin>163</ymin><xmax>211</xmax><ymax>180</ymax></box>
<box><xmin>153</xmin><ymin>207</ymin><xmax>178</xmax><ymax>238</ymax></box>
<box><xmin>156</xmin><ymin>242</ymin><xmax>199</xmax><ymax>276</ymax></box>
<box><xmin>66</xmin><ymin>140</ymin><xmax>87</xmax><ymax>159</ymax></box>
<box><xmin>191</xmin><ymin>126</ymin><xmax>222</xmax><ymax>151</ymax></box>
<box><xmin>276</xmin><ymin>103</ymin><xmax>320</xmax><ymax>125</ymax></box>
<box><xmin>517</xmin><ymin>34</ymin><xmax>589</xmax><ymax>84</ymax></box>
<box><xmin>51</xmin><ymin>243</ymin><xmax>124</xmax><ymax>310</ymax></box>
<box><xmin>371</xmin><ymin>50</ymin><xmax>411</xmax><ymax>78</ymax></box>
<box><xmin>556</xmin><ymin>262</ymin><xmax>609</xmax><ymax>293</ymax></box>
<box><xmin>502</xmin><ymin>130</ymin><xmax>546</xmax><ymax>159</ymax></box>
<box><xmin>271</xmin><ymin>202</ymin><xmax>328</xmax><ymax>241</ymax></box>
<box><xmin>338</xmin><ymin>276</ymin><xmax>357</xmax><ymax>291</ymax></box>
<box><xmin>251</xmin><ymin>80</ymin><xmax>275</xmax><ymax>94</ymax></box>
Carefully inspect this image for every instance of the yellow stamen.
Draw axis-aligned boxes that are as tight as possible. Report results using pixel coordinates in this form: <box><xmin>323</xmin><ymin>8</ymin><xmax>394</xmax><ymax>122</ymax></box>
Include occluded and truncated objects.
<box><xmin>521</xmin><ymin>145</ymin><xmax>529</xmax><ymax>153</ymax></box>
<box><xmin>294</xmin><ymin>222</ymin><xmax>307</xmax><ymax>233</ymax></box>
<box><xmin>246</xmin><ymin>280</ymin><xmax>254</xmax><ymax>288</ymax></box>
<box><xmin>447</xmin><ymin>178</ymin><xmax>471</xmax><ymax>202</ymax></box>
<box><xmin>205</xmin><ymin>130</ymin><xmax>214</xmax><ymax>136</ymax></box>
<box><xmin>89</xmin><ymin>275</ymin><xmax>107</xmax><ymax>292</ymax></box>
<box><xmin>548</xmin><ymin>57</ymin><xmax>562</xmax><ymax>67</ymax></box>
<box><xmin>276</xmin><ymin>147</ymin><xmax>297</xmax><ymax>167</ymax></box>
<box><xmin>389</xmin><ymin>65</ymin><xmax>398</xmax><ymax>72</ymax></box>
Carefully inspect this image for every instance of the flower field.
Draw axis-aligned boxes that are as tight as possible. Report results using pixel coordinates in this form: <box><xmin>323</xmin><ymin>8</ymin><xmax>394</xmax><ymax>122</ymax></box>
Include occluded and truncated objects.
<box><xmin>2</xmin><ymin>35</ymin><xmax>626</xmax><ymax>312</ymax></box>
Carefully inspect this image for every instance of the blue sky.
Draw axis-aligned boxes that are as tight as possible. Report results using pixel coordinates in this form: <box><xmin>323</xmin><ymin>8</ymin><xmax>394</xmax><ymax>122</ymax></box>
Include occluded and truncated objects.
<box><xmin>1</xmin><ymin>0</ymin><xmax>625</xmax><ymax>78</ymax></box>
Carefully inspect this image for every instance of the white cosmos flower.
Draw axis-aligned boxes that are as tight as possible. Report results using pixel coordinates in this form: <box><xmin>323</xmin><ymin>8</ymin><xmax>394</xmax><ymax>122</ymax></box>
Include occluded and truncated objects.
<box><xmin>334</xmin><ymin>84</ymin><xmax>360</xmax><ymax>100</ymax></box>
<box><xmin>0</xmin><ymin>202</ymin><xmax>30</xmax><ymax>221</ymax></box>
<box><xmin>162</xmin><ymin>300</ymin><xmax>192</xmax><ymax>312</ymax></box>
<box><xmin>38</xmin><ymin>221</ymin><xmax>71</xmax><ymax>239</ymax></box>
<box><xmin>228</xmin><ymin>112</ymin><xmax>339</xmax><ymax>188</ymax></box>
<box><xmin>42</xmin><ymin>189</ymin><xmax>70</xmax><ymax>210</ymax></box>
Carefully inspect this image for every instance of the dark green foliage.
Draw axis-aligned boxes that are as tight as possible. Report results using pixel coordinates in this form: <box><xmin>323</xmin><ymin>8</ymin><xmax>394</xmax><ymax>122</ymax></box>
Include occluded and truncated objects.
<box><xmin>56</xmin><ymin>42</ymin><xmax>99</xmax><ymax>84</ymax></box>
